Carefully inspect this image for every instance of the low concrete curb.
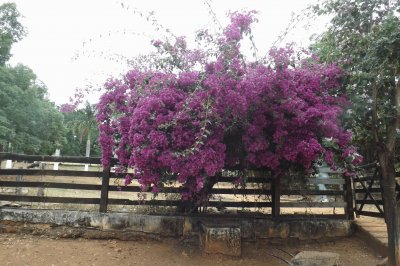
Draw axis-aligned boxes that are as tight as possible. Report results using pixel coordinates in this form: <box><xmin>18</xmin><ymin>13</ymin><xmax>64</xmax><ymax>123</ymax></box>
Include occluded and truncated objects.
<box><xmin>0</xmin><ymin>208</ymin><xmax>183</xmax><ymax>237</ymax></box>
<box><xmin>0</xmin><ymin>207</ymin><xmax>355</xmax><ymax>243</ymax></box>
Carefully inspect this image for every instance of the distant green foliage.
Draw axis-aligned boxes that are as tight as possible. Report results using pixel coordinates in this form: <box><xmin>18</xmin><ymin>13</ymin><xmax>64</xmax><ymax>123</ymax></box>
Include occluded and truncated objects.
<box><xmin>0</xmin><ymin>3</ymin><xmax>66</xmax><ymax>154</ymax></box>
<box><xmin>0</xmin><ymin>3</ymin><xmax>26</xmax><ymax>65</ymax></box>
<box><xmin>311</xmin><ymin>0</ymin><xmax>400</xmax><ymax>162</ymax></box>
<box><xmin>0</xmin><ymin>3</ymin><xmax>100</xmax><ymax>156</ymax></box>
<box><xmin>61</xmin><ymin>102</ymin><xmax>100</xmax><ymax>157</ymax></box>
<box><xmin>0</xmin><ymin>64</ymin><xmax>66</xmax><ymax>154</ymax></box>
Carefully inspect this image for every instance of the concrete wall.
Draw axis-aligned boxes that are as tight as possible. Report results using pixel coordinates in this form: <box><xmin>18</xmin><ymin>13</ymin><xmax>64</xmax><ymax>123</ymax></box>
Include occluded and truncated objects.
<box><xmin>0</xmin><ymin>207</ymin><xmax>354</xmax><ymax>241</ymax></box>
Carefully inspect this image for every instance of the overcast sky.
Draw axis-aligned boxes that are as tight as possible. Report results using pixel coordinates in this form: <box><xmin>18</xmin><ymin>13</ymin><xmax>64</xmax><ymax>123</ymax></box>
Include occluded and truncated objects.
<box><xmin>3</xmin><ymin>0</ymin><xmax>320</xmax><ymax>105</ymax></box>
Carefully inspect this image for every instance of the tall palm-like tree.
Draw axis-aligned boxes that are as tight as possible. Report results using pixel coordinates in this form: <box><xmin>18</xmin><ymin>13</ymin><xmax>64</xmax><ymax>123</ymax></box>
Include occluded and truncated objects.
<box><xmin>68</xmin><ymin>102</ymin><xmax>97</xmax><ymax>157</ymax></box>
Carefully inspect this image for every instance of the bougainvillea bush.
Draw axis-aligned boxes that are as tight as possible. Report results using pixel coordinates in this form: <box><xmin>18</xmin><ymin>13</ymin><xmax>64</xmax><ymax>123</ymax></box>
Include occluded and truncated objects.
<box><xmin>96</xmin><ymin>11</ymin><xmax>361</xmax><ymax>206</ymax></box>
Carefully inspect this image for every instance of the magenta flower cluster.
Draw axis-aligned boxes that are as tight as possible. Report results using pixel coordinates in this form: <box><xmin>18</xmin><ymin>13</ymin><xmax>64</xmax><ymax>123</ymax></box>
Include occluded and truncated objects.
<box><xmin>96</xmin><ymin>12</ymin><xmax>361</xmax><ymax>199</ymax></box>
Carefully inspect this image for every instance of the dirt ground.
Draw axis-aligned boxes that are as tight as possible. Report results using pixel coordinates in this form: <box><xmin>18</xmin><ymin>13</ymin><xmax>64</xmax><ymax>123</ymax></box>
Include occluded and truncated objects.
<box><xmin>0</xmin><ymin>233</ymin><xmax>383</xmax><ymax>266</ymax></box>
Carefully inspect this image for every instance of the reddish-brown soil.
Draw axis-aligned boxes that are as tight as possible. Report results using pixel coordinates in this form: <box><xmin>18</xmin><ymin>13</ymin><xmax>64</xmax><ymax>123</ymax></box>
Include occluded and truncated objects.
<box><xmin>0</xmin><ymin>233</ymin><xmax>383</xmax><ymax>266</ymax></box>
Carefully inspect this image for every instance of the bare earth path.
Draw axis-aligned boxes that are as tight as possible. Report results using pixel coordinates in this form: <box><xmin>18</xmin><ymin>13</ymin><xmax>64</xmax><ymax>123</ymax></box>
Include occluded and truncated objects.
<box><xmin>356</xmin><ymin>217</ymin><xmax>388</xmax><ymax>246</ymax></box>
<box><xmin>0</xmin><ymin>233</ymin><xmax>382</xmax><ymax>266</ymax></box>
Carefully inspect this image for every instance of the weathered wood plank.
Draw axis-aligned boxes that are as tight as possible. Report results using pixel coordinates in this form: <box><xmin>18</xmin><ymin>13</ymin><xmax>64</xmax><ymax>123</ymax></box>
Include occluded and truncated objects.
<box><xmin>0</xmin><ymin>180</ymin><xmax>345</xmax><ymax>196</ymax></box>
<box><xmin>307</xmin><ymin>178</ymin><xmax>345</xmax><ymax>185</ymax></box>
<box><xmin>317</xmin><ymin>167</ymin><xmax>343</xmax><ymax>174</ymax></box>
<box><xmin>211</xmin><ymin>188</ymin><xmax>271</xmax><ymax>195</ymax></box>
<box><xmin>355</xmin><ymin>188</ymin><xmax>382</xmax><ymax>193</ymax></box>
<box><xmin>281</xmin><ymin>189</ymin><xmax>343</xmax><ymax>196</ymax></box>
<box><xmin>280</xmin><ymin>202</ymin><xmax>347</xmax><ymax>208</ymax></box>
<box><xmin>355</xmin><ymin>199</ymin><xmax>384</xmax><ymax>205</ymax></box>
<box><xmin>0</xmin><ymin>152</ymin><xmax>105</xmax><ymax>164</ymax></box>
<box><xmin>0</xmin><ymin>194</ymin><xmax>99</xmax><ymax>204</ymax></box>
<box><xmin>0</xmin><ymin>169</ymin><xmax>104</xmax><ymax>177</ymax></box>
<box><xmin>353</xmin><ymin>176</ymin><xmax>381</xmax><ymax>182</ymax></box>
<box><xmin>0</xmin><ymin>181</ymin><xmax>346</xmax><ymax>197</ymax></box>
<box><xmin>0</xmin><ymin>181</ymin><xmax>343</xmax><ymax>196</ymax></box>
<box><xmin>0</xmin><ymin>193</ymin><xmax>273</xmax><ymax>208</ymax></box>
<box><xmin>356</xmin><ymin>162</ymin><xmax>378</xmax><ymax>170</ymax></box>
<box><xmin>278</xmin><ymin>213</ymin><xmax>347</xmax><ymax>219</ymax></box>
<box><xmin>0</xmin><ymin>169</ymin><xmax>276</xmax><ymax>185</ymax></box>
<box><xmin>107</xmin><ymin>198</ymin><xmax>272</xmax><ymax>208</ymax></box>
<box><xmin>0</xmin><ymin>181</ymin><xmax>101</xmax><ymax>190</ymax></box>
<box><xmin>215</xmin><ymin>176</ymin><xmax>273</xmax><ymax>183</ymax></box>
<box><xmin>356</xmin><ymin>210</ymin><xmax>385</xmax><ymax>218</ymax></box>
<box><xmin>208</xmin><ymin>201</ymin><xmax>272</xmax><ymax>208</ymax></box>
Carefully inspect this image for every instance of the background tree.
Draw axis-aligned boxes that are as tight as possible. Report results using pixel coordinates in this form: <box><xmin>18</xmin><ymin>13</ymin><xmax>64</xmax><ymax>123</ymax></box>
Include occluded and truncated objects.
<box><xmin>0</xmin><ymin>2</ymin><xmax>26</xmax><ymax>65</ymax></box>
<box><xmin>311</xmin><ymin>0</ymin><xmax>400</xmax><ymax>264</ymax></box>
<box><xmin>61</xmin><ymin>102</ymin><xmax>100</xmax><ymax>157</ymax></box>
<box><xmin>0</xmin><ymin>64</ymin><xmax>66</xmax><ymax>154</ymax></box>
<box><xmin>0</xmin><ymin>3</ymin><xmax>65</xmax><ymax>155</ymax></box>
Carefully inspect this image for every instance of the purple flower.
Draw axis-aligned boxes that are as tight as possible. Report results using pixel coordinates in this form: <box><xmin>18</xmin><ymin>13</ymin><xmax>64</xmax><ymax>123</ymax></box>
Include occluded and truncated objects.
<box><xmin>96</xmin><ymin>11</ymin><xmax>356</xmax><ymax>200</ymax></box>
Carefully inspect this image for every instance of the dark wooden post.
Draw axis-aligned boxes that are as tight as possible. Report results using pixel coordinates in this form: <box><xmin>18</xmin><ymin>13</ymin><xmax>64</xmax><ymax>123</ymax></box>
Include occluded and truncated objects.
<box><xmin>344</xmin><ymin>175</ymin><xmax>354</xmax><ymax>220</ymax></box>
<box><xmin>99</xmin><ymin>166</ymin><xmax>110</xmax><ymax>213</ymax></box>
<box><xmin>272</xmin><ymin>176</ymin><xmax>280</xmax><ymax>218</ymax></box>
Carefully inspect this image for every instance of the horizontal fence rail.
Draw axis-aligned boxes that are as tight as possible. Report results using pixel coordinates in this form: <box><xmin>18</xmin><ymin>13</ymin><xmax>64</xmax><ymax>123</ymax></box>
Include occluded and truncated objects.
<box><xmin>0</xmin><ymin>152</ymin><xmax>104</xmax><ymax>164</ymax></box>
<box><xmin>0</xmin><ymin>152</ymin><xmax>352</xmax><ymax>218</ymax></box>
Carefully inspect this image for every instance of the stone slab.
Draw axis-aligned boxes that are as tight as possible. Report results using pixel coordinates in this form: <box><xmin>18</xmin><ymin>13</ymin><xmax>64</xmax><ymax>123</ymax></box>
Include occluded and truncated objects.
<box><xmin>200</xmin><ymin>223</ymin><xmax>241</xmax><ymax>256</ymax></box>
<box><xmin>291</xmin><ymin>251</ymin><xmax>340</xmax><ymax>266</ymax></box>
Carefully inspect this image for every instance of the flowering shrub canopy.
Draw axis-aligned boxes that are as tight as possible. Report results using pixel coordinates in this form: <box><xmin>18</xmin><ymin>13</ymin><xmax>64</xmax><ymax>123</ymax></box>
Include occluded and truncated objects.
<box><xmin>96</xmin><ymin>11</ymin><xmax>361</xmax><ymax>200</ymax></box>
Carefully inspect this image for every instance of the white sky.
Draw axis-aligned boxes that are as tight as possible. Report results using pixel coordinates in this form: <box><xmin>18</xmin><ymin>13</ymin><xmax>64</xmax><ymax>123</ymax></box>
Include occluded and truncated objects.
<box><xmin>3</xmin><ymin>0</ymin><xmax>320</xmax><ymax>105</ymax></box>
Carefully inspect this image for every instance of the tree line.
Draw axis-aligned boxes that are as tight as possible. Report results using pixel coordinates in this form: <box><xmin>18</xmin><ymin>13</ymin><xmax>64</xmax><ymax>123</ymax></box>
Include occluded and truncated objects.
<box><xmin>0</xmin><ymin>3</ymin><xmax>99</xmax><ymax>157</ymax></box>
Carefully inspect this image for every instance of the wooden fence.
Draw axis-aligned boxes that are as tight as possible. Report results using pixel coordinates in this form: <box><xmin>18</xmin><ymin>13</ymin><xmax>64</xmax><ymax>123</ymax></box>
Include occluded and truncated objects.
<box><xmin>353</xmin><ymin>163</ymin><xmax>400</xmax><ymax>219</ymax></box>
<box><xmin>0</xmin><ymin>152</ymin><xmax>353</xmax><ymax>219</ymax></box>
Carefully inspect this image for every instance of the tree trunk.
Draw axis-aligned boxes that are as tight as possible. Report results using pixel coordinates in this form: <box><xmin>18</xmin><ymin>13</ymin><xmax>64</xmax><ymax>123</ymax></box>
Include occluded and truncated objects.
<box><xmin>378</xmin><ymin>150</ymin><xmax>400</xmax><ymax>266</ymax></box>
<box><xmin>85</xmin><ymin>132</ymin><xmax>91</xmax><ymax>157</ymax></box>
<box><xmin>178</xmin><ymin>175</ymin><xmax>218</xmax><ymax>213</ymax></box>
<box><xmin>374</xmin><ymin>75</ymin><xmax>400</xmax><ymax>265</ymax></box>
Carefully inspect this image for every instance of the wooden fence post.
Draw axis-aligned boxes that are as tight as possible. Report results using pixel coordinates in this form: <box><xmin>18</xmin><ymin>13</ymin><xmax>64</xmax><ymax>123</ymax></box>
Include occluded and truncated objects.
<box><xmin>272</xmin><ymin>176</ymin><xmax>280</xmax><ymax>218</ymax></box>
<box><xmin>99</xmin><ymin>166</ymin><xmax>110</xmax><ymax>213</ymax></box>
<box><xmin>344</xmin><ymin>175</ymin><xmax>354</xmax><ymax>220</ymax></box>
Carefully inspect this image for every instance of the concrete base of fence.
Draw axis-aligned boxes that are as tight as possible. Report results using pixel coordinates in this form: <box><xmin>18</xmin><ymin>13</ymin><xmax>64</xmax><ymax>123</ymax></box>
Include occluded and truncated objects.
<box><xmin>185</xmin><ymin>215</ymin><xmax>354</xmax><ymax>242</ymax></box>
<box><xmin>199</xmin><ymin>223</ymin><xmax>241</xmax><ymax>256</ymax></box>
<box><xmin>0</xmin><ymin>208</ymin><xmax>184</xmax><ymax>238</ymax></box>
<box><xmin>0</xmin><ymin>208</ymin><xmax>355</xmax><ymax>245</ymax></box>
